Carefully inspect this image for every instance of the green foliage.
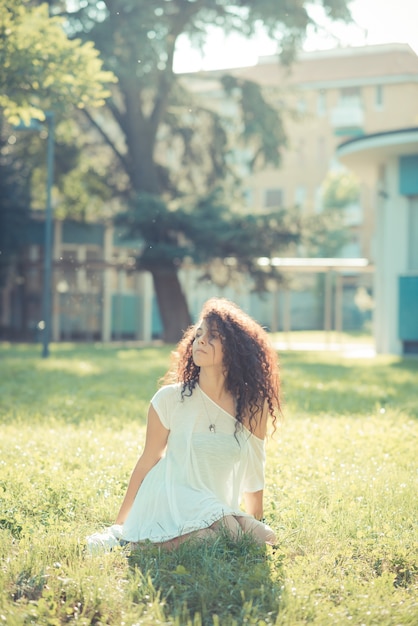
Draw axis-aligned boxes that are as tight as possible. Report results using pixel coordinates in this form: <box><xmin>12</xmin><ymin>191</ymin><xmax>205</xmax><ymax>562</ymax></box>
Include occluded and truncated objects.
<box><xmin>301</xmin><ymin>210</ymin><xmax>350</xmax><ymax>257</ymax></box>
<box><xmin>0</xmin><ymin>123</ymin><xmax>31</xmax><ymax>287</ymax></box>
<box><xmin>44</xmin><ymin>116</ymin><xmax>117</xmax><ymax>220</ymax></box>
<box><xmin>117</xmin><ymin>190</ymin><xmax>300</xmax><ymax>288</ymax></box>
<box><xmin>300</xmin><ymin>171</ymin><xmax>361</xmax><ymax>257</ymax></box>
<box><xmin>0</xmin><ymin>0</ymin><xmax>116</xmax><ymax>124</ymax></box>
<box><xmin>221</xmin><ymin>75</ymin><xmax>287</xmax><ymax>169</ymax></box>
<box><xmin>0</xmin><ymin>344</ymin><xmax>417</xmax><ymax>624</ymax></box>
<box><xmin>36</xmin><ymin>0</ymin><xmax>353</xmax><ymax>338</ymax></box>
<box><xmin>0</xmin><ymin>0</ymin><xmax>118</xmax><ymax>267</ymax></box>
<box><xmin>183</xmin><ymin>192</ymin><xmax>300</xmax><ymax>290</ymax></box>
<box><xmin>116</xmin><ymin>193</ymin><xmax>192</xmax><ymax>270</ymax></box>
<box><xmin>69</xmin><ymin>0</ymin><xmax>346</xmax><ymax>196</ymax></box>
<box><xmin>322</xmin><ymin>170</ymin><xmax>360</xmax><ymax>210</ymax></box>
<box><xmin>2</xmin><ymin>0</ymin><xmax>353</xmax><ymax>335</ymax></box>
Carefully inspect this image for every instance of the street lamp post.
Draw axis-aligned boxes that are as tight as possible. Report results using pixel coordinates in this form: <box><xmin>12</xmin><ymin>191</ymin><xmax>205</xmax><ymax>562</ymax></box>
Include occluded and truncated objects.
<box><xmin>42</xmin><ymin>111</ymin><xmax>55</xmax><ymax>358</ymax></box>
<box><xmin>14</xmin><ymin>111</ymin><xmax>55</xmax><ymax>358</ymax></box>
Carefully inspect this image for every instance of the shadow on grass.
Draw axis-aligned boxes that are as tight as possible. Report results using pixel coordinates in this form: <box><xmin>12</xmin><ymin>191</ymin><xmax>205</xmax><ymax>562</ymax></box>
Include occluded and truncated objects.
<box><xmin>128</xmin><ymin>533</ymin><xmax>284</xmax><ymax>625</ymax></box>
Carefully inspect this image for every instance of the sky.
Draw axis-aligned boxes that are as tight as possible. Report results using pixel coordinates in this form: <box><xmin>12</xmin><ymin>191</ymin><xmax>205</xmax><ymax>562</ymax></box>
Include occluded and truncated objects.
<box><xmin>173</xmin><ymin>0</ymin><xmax>418</xmax><ymax>72</ymax></box>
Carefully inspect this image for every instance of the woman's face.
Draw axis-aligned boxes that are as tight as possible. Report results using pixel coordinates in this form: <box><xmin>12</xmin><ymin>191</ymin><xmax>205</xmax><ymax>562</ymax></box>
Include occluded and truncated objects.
<box><xmin>192</xmin><ymin>319</ymin><xmax>224</xmax><ymax>369</ymax></box>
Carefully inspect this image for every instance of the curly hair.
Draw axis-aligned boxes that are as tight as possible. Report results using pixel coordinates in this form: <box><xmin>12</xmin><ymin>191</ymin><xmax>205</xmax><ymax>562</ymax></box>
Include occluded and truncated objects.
<box><xmin>162</xmin><ymin>298</ymin><xmax>281</xmax><ymax>434</ymax></box>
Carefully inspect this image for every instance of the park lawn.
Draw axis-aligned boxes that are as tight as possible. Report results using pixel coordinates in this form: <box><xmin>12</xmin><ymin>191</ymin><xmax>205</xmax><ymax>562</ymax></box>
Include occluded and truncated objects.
<box><xmin>0</xmin><ymin>343</ymin><xmax>417</xmax><ymax>625</ymax></box>
<box><xmin>270</xmin><ymin>329</ymin><xmax>374</xmax><ymax>345</ymax></box>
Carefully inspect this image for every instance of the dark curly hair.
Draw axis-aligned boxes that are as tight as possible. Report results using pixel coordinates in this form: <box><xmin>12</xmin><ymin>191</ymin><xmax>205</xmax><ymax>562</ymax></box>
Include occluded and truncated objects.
<box><xmin>162</xmin><ymin>298</ymin><xmax>281</xmax><ymax>434</ymax></box>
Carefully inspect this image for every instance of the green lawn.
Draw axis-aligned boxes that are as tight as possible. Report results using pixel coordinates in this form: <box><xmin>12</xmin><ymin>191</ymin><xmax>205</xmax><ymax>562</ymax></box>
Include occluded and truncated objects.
<box><xmin>0</xmin><ymin>343</ymin><xmax>417</xmax><ymax>625</ymax></box>
<box><xmin>270</xmin><ymin>329</ymin><xmax>374</xmax><ymax>345</ymax></box>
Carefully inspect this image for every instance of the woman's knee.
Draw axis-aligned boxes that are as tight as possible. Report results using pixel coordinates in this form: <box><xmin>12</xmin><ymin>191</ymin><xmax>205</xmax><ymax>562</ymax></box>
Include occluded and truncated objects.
<box><xmin>211</xmin><ymin>515</ymin><xmax>242</xmax><ymax>537</ymax></box>
<box><xmin>237</xmin><ymin>516</ymin><xmax>277</xmax><ymax>545</ymax></box>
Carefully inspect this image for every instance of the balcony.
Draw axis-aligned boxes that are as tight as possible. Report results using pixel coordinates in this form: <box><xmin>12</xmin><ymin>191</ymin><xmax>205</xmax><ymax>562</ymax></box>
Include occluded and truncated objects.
<box><xmin>331</xmin><ymin>102</ymin><xmax>364</xmax><ymax>136</ymax></box>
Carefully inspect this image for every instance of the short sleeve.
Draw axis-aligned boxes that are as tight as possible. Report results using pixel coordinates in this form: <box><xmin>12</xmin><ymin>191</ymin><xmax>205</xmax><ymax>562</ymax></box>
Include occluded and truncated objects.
<box><xmin>241</xmin><ymin>436</ymin><xmax>266</xmax><ymax>493</ymax></box>
<box><xmin>150</xmin><ymin>384</ymin><xmax>180</xmax><ymax>430</ymax></box>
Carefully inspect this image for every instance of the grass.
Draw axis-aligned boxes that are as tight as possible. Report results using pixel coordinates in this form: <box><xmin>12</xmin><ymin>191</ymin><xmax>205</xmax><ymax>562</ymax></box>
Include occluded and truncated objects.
<box><xmin>270</xmin><ymin>329</ymin><xmax>374</xmax><ymax>346</ymax></box>
<box><xmin>0</xmin><ymin>342</ymin><xmax>417</xmax><ymax>625</ymax></box>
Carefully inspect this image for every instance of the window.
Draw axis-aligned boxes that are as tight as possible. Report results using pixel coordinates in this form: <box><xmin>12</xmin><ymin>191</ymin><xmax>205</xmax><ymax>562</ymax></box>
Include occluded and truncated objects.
<box><xmin>264</xmin><ymin>188</ymin><xmax>283</xmax><ymax>209</ymax></box>
<box><xmin>221</xmin><ymin>101</ymin><xmax>237</xmax><ymax>117</ymax></box>
<box><xmin>375</xmin><ymin>85</ymin><xmax>384</xmax><ymax>109</ymax></box>
<box><xmin>61</xmin><ymin>248</ymin><xmax>78</xmax><ymax>290</ymax></box>
<box><xmin>314</xmin><ymin>186</ymin><xmax>323</xmax><ymax>213</ymax></box>
<box><xmin>294</xmin><ymin>186</ymin><xmax>306</xmax><ymax>209</ymax></box>
<box><xmin>340</xmin><ymin>87</ymin><xmax>362</xmax><ymax>107</ymax></box>
<box><xmin>297</xmin><ymin>98</ymin><xmax>307</xmax><ymax>114</ymax></box>
<box><xmin>242</xmin><ymin>188</ymin><xmax>254</xmax><ymax>208</ymax></box>
<box><xmin>28</xmin><ymin>245</ymin><xmax>40</xmax><ymax>262</ymax></box>
<box><xmin>317</xmin><ymin>89</ymin><xmax>326</xmax><ymax>116</ymax></box>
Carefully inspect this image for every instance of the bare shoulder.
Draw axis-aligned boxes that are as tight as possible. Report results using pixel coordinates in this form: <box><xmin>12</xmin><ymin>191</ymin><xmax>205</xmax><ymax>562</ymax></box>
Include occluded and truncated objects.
<box><xmin>245</xmin><ymin>401</ymin><xmax>268</xmax><ymax>440</ymax></box>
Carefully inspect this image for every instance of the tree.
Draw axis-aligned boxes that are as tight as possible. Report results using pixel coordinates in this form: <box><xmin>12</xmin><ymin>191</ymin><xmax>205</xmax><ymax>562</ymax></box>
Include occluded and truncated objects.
<box><xmin>303</xmin><ymin>169</ymin><xmax>361</xmax><ymax>257</ymax></box>
<box><xmin>0</xmin><ymin>1</ymin><xmax>116</xmax><ymax>300</ymax></box>
<box><xmin>0</xmin><ymin>123</ymin><xmax>31</xmax><ymax>289</ymax></box>
<box><xmin>300</xmin><ymin>169</ymin><xmax>361</xmax><ymax>330</ymax></box>
<box><xmin>40</xmin><ymin>0</ymin><xmax>351</xmax><ymax>341</ymax></box>
<box><xmin>322</xmin><ymin>170</ymin><xmax>360</xmax><ymax>211</ymax></box>
<box><xmin>27</xmin><ymin>114</ymin><xmax>118</xmax><ymax>220</ymax></box>
<box><xmin>116</xmin><ymin>190</ymin><xmax>300</xmax><ymax>340</ymax></box>
<box><xmin>0</xmin><ymin>0</ymin><xmax>116</xmax><ymax>124</ymax></box>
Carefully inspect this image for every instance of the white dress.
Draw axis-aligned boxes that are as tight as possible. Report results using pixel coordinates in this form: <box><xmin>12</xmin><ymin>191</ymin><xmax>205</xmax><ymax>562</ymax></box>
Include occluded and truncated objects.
<box><xmin>121</xmin><ymin>383</ymin><xmax>266</xmax><ymax>543</ymax></box>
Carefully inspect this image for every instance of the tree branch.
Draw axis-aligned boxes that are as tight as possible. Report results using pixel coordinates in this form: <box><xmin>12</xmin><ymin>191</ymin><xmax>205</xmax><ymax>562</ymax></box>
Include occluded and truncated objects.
<box><xmin>150</xmin><ymin>0</ymin><xmax>207</xmax><ymax>132</ymax></box>
<box><xmin>82</xmin><ymin>107</ymin><xmax>129</xmax><ymax>174</ymax></box>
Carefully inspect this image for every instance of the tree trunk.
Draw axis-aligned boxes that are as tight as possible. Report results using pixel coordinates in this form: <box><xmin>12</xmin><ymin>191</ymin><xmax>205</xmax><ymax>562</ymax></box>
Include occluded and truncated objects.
<box><xmin>151</xmin><ymin>265</ymin><xmax>192</xmax><ymax>343</ymax></box>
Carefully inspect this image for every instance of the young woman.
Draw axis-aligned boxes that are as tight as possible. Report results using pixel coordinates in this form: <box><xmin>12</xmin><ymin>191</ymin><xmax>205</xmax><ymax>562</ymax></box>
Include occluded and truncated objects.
<box><xmin>88</xmin><ymin>298</ymin><xmax>281</xmax><ymax>551</ymax></box>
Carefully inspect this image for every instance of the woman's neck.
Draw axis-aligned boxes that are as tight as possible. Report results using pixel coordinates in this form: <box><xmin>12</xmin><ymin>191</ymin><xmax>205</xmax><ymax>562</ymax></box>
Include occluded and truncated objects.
<box><xmin>198</xmin><ymin>369</ymin><xmax>228</xmax><ymax>402</ymax></box>
<box><xmin>198</xmin><ymin>369</ymin><xmax>236</xmax><ymax>416</ymax></box>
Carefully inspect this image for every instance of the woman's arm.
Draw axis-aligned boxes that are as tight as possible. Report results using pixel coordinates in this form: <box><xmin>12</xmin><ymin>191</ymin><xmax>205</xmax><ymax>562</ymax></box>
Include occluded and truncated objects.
<box><xmin>242</xmin><ymin>398</ymin><xmax>268</xmax><ymax>521</ymax></box>
<box><xmin>115</xmin><ymin>404</ymin><xmax>169</xmax><ymax>525</ymax></box>
<box><xmin>243</xmin><ymin>489</ymin><xmax>264</xmax><ymax>520</ymax></box>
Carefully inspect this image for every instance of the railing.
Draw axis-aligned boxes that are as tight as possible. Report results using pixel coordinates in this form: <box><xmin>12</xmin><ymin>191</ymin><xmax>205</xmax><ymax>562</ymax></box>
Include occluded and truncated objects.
<box><xmin>331</xmin><ymin>103</ymin><xmax>364</xmax><ymax>131</ymax></box>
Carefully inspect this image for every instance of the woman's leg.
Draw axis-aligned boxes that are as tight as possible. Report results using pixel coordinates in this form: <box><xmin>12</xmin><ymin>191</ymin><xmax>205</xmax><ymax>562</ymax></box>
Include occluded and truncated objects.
<box><xmin>133</xmin><ymin>514</ymin><xmax>276</xmax><ymax>551</ymax></box>
<box><xmin>157</xmin><ymin>526</ymin><xmax>217</xmax><ymax>549</ymax></box>
<box><xmin>160</xmin><ymin>515</ymin><xmax>243</xmax><ymax>548</ymax></box>
<box><xmin>208</xmin><ymin>514</ymin><xmax>276</xmax><ymax>545</ymax></box>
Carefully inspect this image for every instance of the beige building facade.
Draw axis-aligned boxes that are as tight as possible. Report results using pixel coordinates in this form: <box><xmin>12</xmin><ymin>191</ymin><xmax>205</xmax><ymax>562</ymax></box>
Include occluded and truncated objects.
<box><xmin>229</xmin><ymin>43</ymin><xmax>418</xmax><ymax>261</ymax></box>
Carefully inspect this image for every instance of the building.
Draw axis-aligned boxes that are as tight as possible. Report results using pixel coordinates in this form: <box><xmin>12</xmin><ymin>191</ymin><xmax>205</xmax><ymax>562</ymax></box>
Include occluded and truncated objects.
<box><xmin>230</xmin><ymin>43</ymin><xmax>418</xmax><ymax>261</ymax></box>
<box><xmin>179</xmin><ymin>44</ymin><xmax>418</xmax><ymax>342</ymax></box>
<box><xmin>2</xmin><ymin>44</ymin><xmax>417</xmax><ymax>345</ymax></box>
<box><xmin>0</xmin><ymin>218</ymin><xmax>154</xmax><ymax>342</ymax></box>
<box><xmin>337</xmin><ymin>128</ymin><xmax>418</xmax><ymax>355</ymax></box>
<box><xmin>0</xmin><ymin>216</ymin><xmax>371</xmax><ymax>343</ymax></box>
